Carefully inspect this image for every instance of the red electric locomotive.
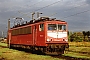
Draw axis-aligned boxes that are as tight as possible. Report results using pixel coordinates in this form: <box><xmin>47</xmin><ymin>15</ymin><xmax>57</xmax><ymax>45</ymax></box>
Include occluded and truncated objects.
<box><xmin>7</xmin><ymin>17</ymin><xmax>69</xmax><ymax>55</ymax></box>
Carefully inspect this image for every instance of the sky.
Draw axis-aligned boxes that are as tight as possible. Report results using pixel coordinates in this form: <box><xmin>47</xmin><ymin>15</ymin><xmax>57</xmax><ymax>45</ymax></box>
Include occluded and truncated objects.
<box><xmin>0</xmin><ymin>0</ymin><xmax>90</xmax><ymax>36</ymax></box>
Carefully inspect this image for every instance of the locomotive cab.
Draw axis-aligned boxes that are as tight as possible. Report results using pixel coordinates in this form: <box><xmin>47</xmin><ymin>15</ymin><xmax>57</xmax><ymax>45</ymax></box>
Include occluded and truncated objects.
<box><xmin>47</xmin><ymin>23</ymin><xmax>68</xmax><ymax>42</ymax></box>
<box><xmin>45</xmin><ymin>20</ymin><xmax>68</xmax><ymax>54</ymax></box>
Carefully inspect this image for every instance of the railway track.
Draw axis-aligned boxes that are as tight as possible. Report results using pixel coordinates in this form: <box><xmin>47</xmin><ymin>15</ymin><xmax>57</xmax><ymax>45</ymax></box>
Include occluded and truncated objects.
<box><xmin>0</xmin><ymin>45</ymin><xmax>90</xmax><ymax>60</ymax></box>
<box><xmin>51</xmin><ymin>55</ymin><xmax>90</xmax><ymax>60</ymax></box>
<box><xmin>68</xmin><ymin>50</ymin><xmax>90</xmax><ymax>55</ymax></box>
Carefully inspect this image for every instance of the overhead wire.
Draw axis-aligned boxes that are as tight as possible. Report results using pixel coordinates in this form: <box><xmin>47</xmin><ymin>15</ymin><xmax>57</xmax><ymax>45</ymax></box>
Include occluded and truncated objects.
<box><xmin>18</xmin><ymin>0</ymin><xmax>90</xmax><ymax>20</ymax></box>
<box><xmin>62</xmin><ymin>9</ymin><xmax>90</xmax><ymax>19</ymax></box>
<box><xmin>18</xmin><ymin>0</ymin><xmax>43</xmax><ymax>18</ymax></box>
<box><xmin>49</xmin><ymin>3</ymin><xmax>88</xmax><ymax>17</ymax></box>
<box><xmin>18</xmin><ymin>11</ymin><xmax>31</xmax><ymax>18</ymax></box>
<box><xmin>18</xmin><ymin>0</ymin><xmax>63</xmax><ymax>18</ymax></box>
<box><xmin>27</xmin><ymin>0</ymin><xmax>43</xmax><ymax>8</ymax></box>
<box><xmin>32</xmin><ymin>0</ymin><xmax>63</xmax><ymax>12</ymax></box>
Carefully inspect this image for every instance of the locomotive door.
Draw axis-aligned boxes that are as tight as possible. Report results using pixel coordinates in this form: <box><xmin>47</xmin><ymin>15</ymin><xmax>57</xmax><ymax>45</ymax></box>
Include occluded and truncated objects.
<box><xmin>33</xmin><ymin>25</ymin><xmax>37</xmax><ymax>45</ymax></box>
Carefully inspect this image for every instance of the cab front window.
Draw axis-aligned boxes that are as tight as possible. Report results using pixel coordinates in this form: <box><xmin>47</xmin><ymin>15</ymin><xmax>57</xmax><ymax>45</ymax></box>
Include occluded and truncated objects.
<box><xmin>48</xmin><ymin>24</ymin><xmax>57</xmax><ymax>30</ymax></box>
<box><xmin>58</xmin><ymin>24</ymin><xmax>66</xmax><ymax>31</ymax></box>
<box><xmin>48</xmin><ymin>24</ymin><xmax>66</xmax><ymax>31</ymax></box>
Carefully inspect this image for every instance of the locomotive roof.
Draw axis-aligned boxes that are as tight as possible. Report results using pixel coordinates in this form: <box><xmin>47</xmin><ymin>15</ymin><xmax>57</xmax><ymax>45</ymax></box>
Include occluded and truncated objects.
<box><xmin>11</xmin><ymin>17</ymin><xmax>66</xmax><ymax>28</ymax></box>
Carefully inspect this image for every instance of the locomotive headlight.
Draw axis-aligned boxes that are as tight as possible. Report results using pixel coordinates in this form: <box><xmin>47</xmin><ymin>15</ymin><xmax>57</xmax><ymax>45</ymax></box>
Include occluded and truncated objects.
<box><xmin>63</xmin><ymin>38</ymin><xmax>68</xmax><ymax>42</ymax></box>
<box><xmin>65</xmin><ymin>38</ymin><xmax>68</xmax><ymax>42</ymax></box>
<box><xmin>47</xmin><ymin>39</ymin><xmax>50</xmax><ymax>42</ymax></box>
<box><xmin>65</xmin><ymin>39</ymin><xmax>68</xmax><ymax>42</ymax></box>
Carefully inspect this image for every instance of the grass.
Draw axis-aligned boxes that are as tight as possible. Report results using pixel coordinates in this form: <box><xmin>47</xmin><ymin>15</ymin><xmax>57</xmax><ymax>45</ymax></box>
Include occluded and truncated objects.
<box><xmin>62</xmin><ymin>42</ymin><xmax>90</xmax><ymax>59</ymax></box>
<box><xmin>68</xmin><ymin>42</ymin><xmax>90</xmax><ymax>53</ymax></box>
<box><xmin>0</xmin><ymin>48</ymin><xmax>62</xmax><ymax>60</ymax></box>
<box><xmin>63</xmin><ymin>52</ymin><xmax>90</xmax><ymax>59</ymax></box>
<box><xmin>0</xmin><ymin>42</ymin><xmax>62</xmax><ymax>60</ymax></box>
<box><xmin>0</xmin><ymin>42</ymin><xmax>7</xmax><ymax>47</ymax></box>
<box><xmin>69</xmin><ymin>42</ymin><xmax>90</xmax><ymax>47</ymax></box>
<box><xmin>0</xmin><ymin>42</ymin><xmax>90</xmax><ymax>60</ymax></box>
<box><xmin>69</xmin><ymin>46</ymin><xmax>90</xmax><ymax>53</ymax></box>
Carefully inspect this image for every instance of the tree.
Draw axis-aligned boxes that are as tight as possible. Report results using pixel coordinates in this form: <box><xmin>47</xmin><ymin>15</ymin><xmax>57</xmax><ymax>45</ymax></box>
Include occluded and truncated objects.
<box><xmin>68</xmin><ymin>31</ymin><xmax>73</xmax><ymax>42</ymax></box>
<box><xmin>69</xmin><ymin>32</ymin><xmax>83</xmax><ymax>42</ymax></box>
<box><xmin>82</xmin><ymin>31</ymin><xmax>87</xmax><ymax>41</ymax></box>
<box><xmin>86</xmin><ymin>31</ymin><xmax>90</xmax><ymax>41</ymax></box>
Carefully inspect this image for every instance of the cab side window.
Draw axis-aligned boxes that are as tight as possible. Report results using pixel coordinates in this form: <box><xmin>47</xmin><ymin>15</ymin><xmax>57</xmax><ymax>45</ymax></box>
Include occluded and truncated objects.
<box><xmin>39</xmin><ymin>24</ymin><xmax>44</xmax><ymax>31</ymax></box>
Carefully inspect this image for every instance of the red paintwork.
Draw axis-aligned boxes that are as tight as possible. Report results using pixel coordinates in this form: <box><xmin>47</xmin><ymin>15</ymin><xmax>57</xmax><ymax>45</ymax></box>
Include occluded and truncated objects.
<box><xmin>8</xmin><ymin>20</ymin><xmax>68</xmax><ymax>47</ymax></box>
<box><xmin>11</xmin><ymin>34</ymin><xmax>33</xmax><ymax>45</ymax></box>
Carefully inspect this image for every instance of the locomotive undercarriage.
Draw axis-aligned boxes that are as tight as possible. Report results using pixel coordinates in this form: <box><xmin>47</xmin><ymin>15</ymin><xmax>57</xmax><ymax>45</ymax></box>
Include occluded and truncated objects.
<box><xmin>45</xmin><ymin>44</ymin><xmax>69</xmax><ymax>55</ymax></box>
<box><xmin>10</xmin><ymin>43</ymin><xmax>69</xmax><ymax>55</ymax></box>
